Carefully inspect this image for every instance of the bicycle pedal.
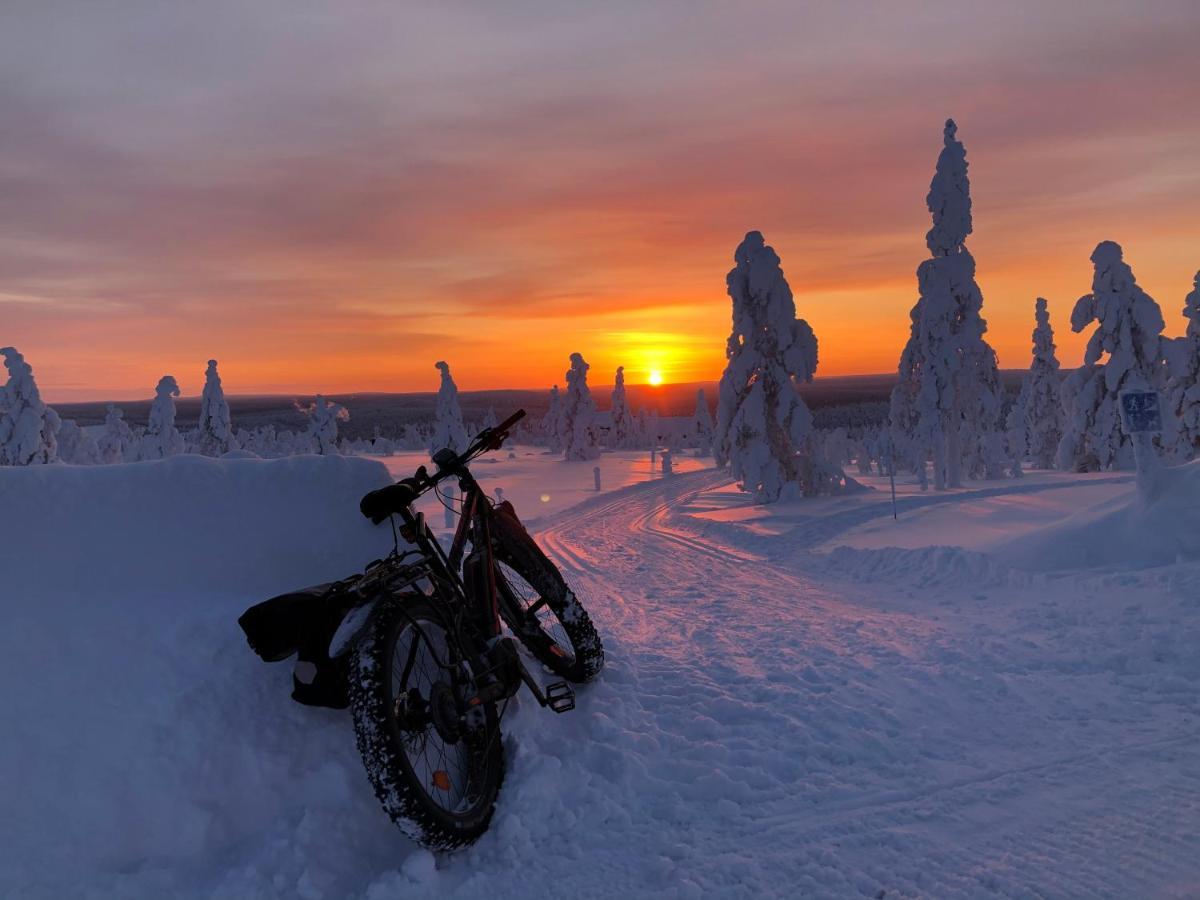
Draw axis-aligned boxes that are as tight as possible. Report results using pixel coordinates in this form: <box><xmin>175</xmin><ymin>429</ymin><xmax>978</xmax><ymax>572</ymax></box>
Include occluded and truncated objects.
<box><xmin>545</xmin><ymin>681</ymin><xmax>575</xmax><ymax>713</ymax></box>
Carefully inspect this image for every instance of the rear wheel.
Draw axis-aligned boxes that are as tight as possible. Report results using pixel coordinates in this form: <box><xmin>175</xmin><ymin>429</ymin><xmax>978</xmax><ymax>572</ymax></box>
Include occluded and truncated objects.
<box><xmin>350</xmin><ymin>596</ymin><xmax>504</xmax><ymax>850</ymax></box>
<box><xmin>491</xmin><ymin>509</ymin><xmax>604</xmax><ymax>683</ymax></box>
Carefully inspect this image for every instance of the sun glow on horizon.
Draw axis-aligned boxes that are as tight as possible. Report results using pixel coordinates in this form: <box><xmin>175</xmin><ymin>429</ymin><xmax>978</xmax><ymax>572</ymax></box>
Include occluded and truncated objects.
<box><xmin>648</xmin><ymin>369</ymin><xmax>664</xmax><ymax>386</ymax></box>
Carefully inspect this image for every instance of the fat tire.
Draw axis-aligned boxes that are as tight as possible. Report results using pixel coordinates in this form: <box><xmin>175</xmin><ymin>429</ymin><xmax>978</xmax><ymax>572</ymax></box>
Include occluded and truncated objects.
<box><xmin>492</xmin><ymin>514</ymin><xmax>605</xmax><ymax>683</ymax></box>
<box><xmin>349</xmin><ymin>595</ymin><xmax>504</xmax><ymax>851</ymax></box>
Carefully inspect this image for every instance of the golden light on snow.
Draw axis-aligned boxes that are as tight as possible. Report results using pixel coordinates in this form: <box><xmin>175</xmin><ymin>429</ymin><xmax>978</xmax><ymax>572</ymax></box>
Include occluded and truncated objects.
<box><xmin>648</xmin><ymin>369</ymin><xmax>664</xmax><ymax>386</ymax></box>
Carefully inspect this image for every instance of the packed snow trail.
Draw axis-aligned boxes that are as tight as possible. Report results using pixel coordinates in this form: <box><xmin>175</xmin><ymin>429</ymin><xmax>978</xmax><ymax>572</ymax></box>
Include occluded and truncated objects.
<box><xmin>3</xmin><ymin>459</ymin><xmax>1199</xmax><ymax>898</ymax></box>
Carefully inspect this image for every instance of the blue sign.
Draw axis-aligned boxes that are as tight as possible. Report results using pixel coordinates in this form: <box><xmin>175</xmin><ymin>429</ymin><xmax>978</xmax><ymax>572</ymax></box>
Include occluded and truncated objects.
<box><xmin>1119</xmin><ymin>390</ymin><xmax>1162</xmax><ymax>434</ymax></box>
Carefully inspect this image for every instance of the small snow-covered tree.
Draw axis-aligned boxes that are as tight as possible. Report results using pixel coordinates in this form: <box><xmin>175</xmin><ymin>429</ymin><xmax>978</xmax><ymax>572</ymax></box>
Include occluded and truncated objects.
<box><xmin>97</xmin><ymin>404</ymin><xmax>135</xmax><ymax>463</ymax></box>
<box><xmin>298</xmin><ymin>395</ymin><xmax>348</xmax><ymax>455</ymax></box>
<box><xmin>693</xmin><ymin>388</ymin><xmax>714</xmax><ymax>454</ymax></box>
<box><xmin>479</xmin><ymin>406</ymin><xmax>498</xmax><ymax>433</ymax></box>
<box><xmin>560</xmin><ymin>352</ymin><xmax>600</xmax><ymax>460</ymax></box>
<box><xmin>713</xmin><ymin>231</ymin><xmax>823</xmax><ymax>502</ymax></box>
<box><xmin>889</xmin><ymin>119</ymin><xmax>1005</xmax><ymax>490</ymax></box>
<box><xmin>1011</xmin><ymin>297</ymin><xmax>1063</xmax><ymax>469</ymax></box>
<box><xmin>1056</xmin><ymin>242</ymin><xmax>1165</xmax><ymax>471</ymax></box>
<box><xmin>140</xmin><ymin>375</ymin><xmax>184</xmax><ymax>460</ymax></box>
<box><xmin>198</xmin><ymin>359</ymin><xmax>237</xmax><ymax>456</ymax></box>
<box><xmin>609</xmin><ymin>366</ymin><xmax>631</xmax><ymax>449</ymax></box>
<box><xmin>1163</xmin><ymin>272</ymin><xmax>1200</xmax><ymax>461</ymax></box>
<box><xmin>431</xmin><ymin>361</ymin><xmax>468</xmax><ymax>456</ymax></box>
<box><xmin>57</xmin><ymin>420</ymin><xmax>100</xmax><ymax>465</ymax></box>
<box><xmin>0</xmin><ymin>347</ymin><xmax>59</xmax><ymax>465</ymax></box>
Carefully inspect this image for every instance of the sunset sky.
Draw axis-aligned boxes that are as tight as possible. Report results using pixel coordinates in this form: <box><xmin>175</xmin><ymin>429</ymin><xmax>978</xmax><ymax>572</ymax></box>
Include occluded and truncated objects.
<box><xmin>3</xmin><ymin>1</ymin><xmax>1200</xmax><ymax>401</ymax></box>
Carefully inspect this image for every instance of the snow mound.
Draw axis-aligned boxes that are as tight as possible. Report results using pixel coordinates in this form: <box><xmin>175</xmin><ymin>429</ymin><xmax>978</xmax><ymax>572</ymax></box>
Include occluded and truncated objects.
<box><xmin>0</xmin><ymin>453</ymin><xmax>394</xmax><ymax>598</ymax></box>
<box><xmin>812</xmin><ymin>544</ymin><xmax>1031</xmax><ymax>590</ymax></box>
<box><xmin>999</xmin><ymin>460</ymin><xmax>1200</xmax><ymax>572</ymax></box>
<box><xmin>0</xmin><ymin>455</ymin><xmax>402</xmax><ymax>898</ymax></box>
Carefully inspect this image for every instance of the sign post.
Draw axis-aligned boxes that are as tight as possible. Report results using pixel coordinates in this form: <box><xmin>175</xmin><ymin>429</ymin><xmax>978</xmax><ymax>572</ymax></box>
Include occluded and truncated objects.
<box><xmin>1119</xmin><ymin>389</ymin><xmax>1164</xmax><ymax>501</ymax></box>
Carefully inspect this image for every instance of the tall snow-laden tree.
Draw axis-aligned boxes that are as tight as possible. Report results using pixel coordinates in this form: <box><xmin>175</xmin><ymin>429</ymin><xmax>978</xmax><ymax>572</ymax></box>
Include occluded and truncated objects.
<box><xmin>431</xmin><ymin>360</ymin><xmax>468</xmax><ymax>456</ymax></box>
<box><xmin>300</xmin><ymin>395</ymin><xmax>348</xmax><ymax>455</ymax></box>
<box><xmin>1012</xmin><ymin>298</ymin><xmax>1063</xmax><ymax>469</ymax></box>
<box><xmin>560</xmin><ymin>352</ymin><xmax>600</xmax><ymax>460</ymax></box>
<box><xmin>543</xmin><ymin>385</ymin><xmax>564</xmax><ymax>451</ymax></box>
<box><xmin>713</xmin><ymin>231</ymin><xmax>823</xmax><ymax>502</ymax></box>
<box><xmin>198</xmin><ymin>359</ymin><xmax>237</xmax><ymax>456</ymax></box>
<box><xmin>140</xmin><ymin>375</ymin><xmax>184</xmax><ymax>460</ymax></box>
<box><xmin>97</xmin><ymin>404</ymin><xmax>134</xmax><ymax>463</ymax></box>
<box><xmin>1163</xmin><ymin>272</ymin><xmax>1200</xmax><ymax>461</ymax></box>
<box><xmin>693</xmin><ymin>388</ymin><xmax>714</xmax><ymax>454</ymax></box>
<box><xmin>0</xmin><ymin>347</ymin><xmax>59</xmax><ymax>465</ymax></box>
<box><xmin>1056</xmin><ymin>242</ymin><xmax>1166</xmax><ymax>471</ymax></box>
<box><xmin>609</xmin><ymin>366</ymin><xmax>631</xmax><ymax>449</ymax></box>
<box><xmin>888</xmin><ymin>119</ymin><xmax>1005</xmax><ymax>490</ymax></box>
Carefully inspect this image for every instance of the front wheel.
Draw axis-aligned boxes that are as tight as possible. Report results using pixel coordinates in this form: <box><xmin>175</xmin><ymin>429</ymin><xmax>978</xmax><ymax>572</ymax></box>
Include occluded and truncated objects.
<box><xmin>491</xmin><ymin>504</ymin><xmax>605</xmax><ymax>683</ymax></box>
<box><xmin>350</xmin><ymin>596</ymin><xmax>504</xmax><ymax>850</ymax></box>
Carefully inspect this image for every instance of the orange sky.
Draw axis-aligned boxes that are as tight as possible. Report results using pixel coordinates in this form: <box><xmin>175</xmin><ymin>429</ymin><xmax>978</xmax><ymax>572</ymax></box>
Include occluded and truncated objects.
<box><xmin>3</xmin><ymin>2</ymin><xmax>1199</xmax><ymax>401</ymax></box>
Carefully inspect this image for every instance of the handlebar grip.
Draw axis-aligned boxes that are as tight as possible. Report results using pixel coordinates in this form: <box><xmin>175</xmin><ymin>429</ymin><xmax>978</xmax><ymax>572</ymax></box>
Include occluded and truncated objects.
<box><xmin>494</xmin><ymin>409</ymin><xmax>525</xmax><ymax>433</ymax></box>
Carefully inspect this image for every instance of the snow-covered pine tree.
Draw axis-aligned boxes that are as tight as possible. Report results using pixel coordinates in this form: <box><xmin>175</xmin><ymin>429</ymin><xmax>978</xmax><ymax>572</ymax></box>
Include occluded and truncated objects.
<box><xmin>431</xmin><ymin>361</ymin><xmax>468</xmax><ymax>456</ymax></box>
<box><xmin>97</xmin><ymin>404</ymin><xmax>135</xmax><ymax>463</ymax></box>
<box><xmin>480</xmin><ymin>407</ymin><xmax>498</xmax><ymax>433</ymax></box>
<box><xmin>693</xmin><ymin>388</ymin><xmax>714</xmax><ymax>454</ymax></box>
<box><xmin>0</xmin><ymin>347</ymin><xmax>59</xmax><ymax>465</ymax></box>
<box><xmin>140</xmin><ymin>375</ymin><xmax>184</xmax><ymax>460</ymax></box>
<box><xmin>198</xmin><ymin>359</ymin><xmax>237</xmax><ymax>456</ymax></box>
<box><xmin>300</xmin><ymin>395</ymin><xmax>348</xmax><ymax>455</ymax></box>
<box><xmin>609</xmin><ymin>366</ymin><xmax>631</xmax><ymax>449</ymax></box>
<box><xmin>888</xmin><ymin>119</ymin><xmax>1005</xmax><ymax>490</ymax></box>
<box><xmin>713</xmin><ymin>231</ymin><xmax>822</xmax><ymax>501</ymax></box>
<box><xmin>560</xmin><ymin>352</ymin><xmax>600</xmax><ymax>460</ymax></box>
<box><xmin>1012</xmin><ymin>298</ymin><xmax>1063</xmax><ymax>469</ymax></box>
<box><xmin>1163</xmin><ymin>272</ymin><xmax>1200</xmax><ymax>461</ymax></box>
<box><xmin>1056</xmin><ymin>242</ymin><xmax>1166</xmax><ymax>471</ymax></box>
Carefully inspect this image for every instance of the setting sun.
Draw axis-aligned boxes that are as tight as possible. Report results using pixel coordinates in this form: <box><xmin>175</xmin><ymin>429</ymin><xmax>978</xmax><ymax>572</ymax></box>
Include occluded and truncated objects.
<box><xmin>648</xmin><ymin>370</ymin><xmax>664</xmax><ymax>386</ymax></box>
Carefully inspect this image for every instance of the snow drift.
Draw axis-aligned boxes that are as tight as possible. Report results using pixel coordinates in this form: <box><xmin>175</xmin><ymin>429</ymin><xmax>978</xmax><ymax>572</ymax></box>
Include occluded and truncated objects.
<box><xmin>0</xmin><ymin>455</ymin><xmax>403</xmax><ymax>898</ymax></box>
<box><xmin>999</xmin><ymin>459</ymin><xmax>1200</xmax><ymax>571</ymax></box>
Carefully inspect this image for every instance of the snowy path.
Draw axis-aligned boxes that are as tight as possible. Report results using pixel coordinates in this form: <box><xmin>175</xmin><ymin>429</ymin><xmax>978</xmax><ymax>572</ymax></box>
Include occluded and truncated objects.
<box><xmin>478</xmin><ymin>469</ymin><xmax>1200</xmax><ymax>899</ymax></box>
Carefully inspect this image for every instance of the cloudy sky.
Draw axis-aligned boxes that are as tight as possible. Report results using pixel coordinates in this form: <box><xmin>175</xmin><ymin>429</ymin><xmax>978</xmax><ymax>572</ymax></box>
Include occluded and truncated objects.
<box><xmin>3</xmin><ymin>1</ymin><xmax>1199</xmax><ymax>400</ymax></box>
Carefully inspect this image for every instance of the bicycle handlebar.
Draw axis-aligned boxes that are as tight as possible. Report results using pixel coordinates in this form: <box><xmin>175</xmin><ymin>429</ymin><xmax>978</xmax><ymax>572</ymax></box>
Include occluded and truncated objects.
<box><xmin>359</xmin><ymin>409</ymin><xmax>526</xmax><ymax>524</ymax></box>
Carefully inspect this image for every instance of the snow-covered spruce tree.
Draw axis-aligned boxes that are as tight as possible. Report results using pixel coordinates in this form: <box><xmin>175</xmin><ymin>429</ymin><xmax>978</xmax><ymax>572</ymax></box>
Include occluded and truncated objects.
<box><xmin>140</xmin><ymin>375</ymin><xmax>184</xmax><ymax>460</ymax></box>
<box><xmin>693</xmin><ymin>388</ymin><xmax>714</xmax><ymax>454</ymax></box>
<box><xmin>0</xmin><ymin>347</ymin><xmax>59</xmax><ymax>465</ymax></box>
<box><xmin>1013</xmin><ymin>298</ymin><xmax>1063</xmax><ymax>469</ymax></box>
<box><xmin>712</xmin><ymin>231</ymin><xmax>829</xmax><ymax>501</ymax></box>
<box><xmin>431</xmin><ymin>361</ymin><xmax>468</xmax><ymax>456</ymax></box>
<box><xmin>609</xmin><ymin>366</ymin><xmax>631</xmax><ymax>449</ymax></box>
<box><xmin>198</xmin><ymin>359</ymin><xmax>237</xmax><ymax>456</ymax></box>
<box><xmin>560</xmin><ymin>352</ymin><xmax>600</xmax><ymax>460</ymax></box>
<box><xmin>888</xmin><ymin>119</ymin><xmax>1005</xmax><ymax>490</ymax></box>
<box><xmin>543</xmin><ymin>385</ymin><xmax>564</xmax><ymax>451</ymax></box>
<box><xmin>97</xmin><ymin>404</ymin><xmax>135</xmax><ymax>463</ymax></box>
<box><xmin>479</xmin><ymin>406</ymin><xmax>498</xmax><ymax>433</ymax></box>
<box><xmin>1163</xmin><ymin>272</ymin><xmax>1200</xmax><ymax>461</ymax></box>
<box><xmin>1055</xmin><ymin>242</ymin><xmax>1166</xmax><ymax>471</ymax></box>
<box><xmin>300</xmin><ymin>395</ymin><xmax>348</xmax><ymax>455</ymax></box>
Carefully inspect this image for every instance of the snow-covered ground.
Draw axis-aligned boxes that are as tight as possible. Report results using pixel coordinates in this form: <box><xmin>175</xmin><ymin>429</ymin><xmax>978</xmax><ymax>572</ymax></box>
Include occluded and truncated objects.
<box><xmin>2</xmin><ymin>454</ymin><xmax>1198</xmax><ymax>898</ymax></box>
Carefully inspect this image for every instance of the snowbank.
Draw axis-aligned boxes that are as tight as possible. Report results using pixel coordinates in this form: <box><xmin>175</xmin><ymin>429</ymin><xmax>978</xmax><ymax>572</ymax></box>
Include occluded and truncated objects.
<box><xmin>999</xmin><ymin>460</ymin><xmax>1200</xmax><ymax>572</ymax></box>
<box><xmin>0</xmin><ymin>453</ymin><xmax>394</xmax><ymax>599</ymax></box>
<box><xmin>0</xmin><ymin>455</ymin><xmax>402</xmax><ymax>898</ymax></box>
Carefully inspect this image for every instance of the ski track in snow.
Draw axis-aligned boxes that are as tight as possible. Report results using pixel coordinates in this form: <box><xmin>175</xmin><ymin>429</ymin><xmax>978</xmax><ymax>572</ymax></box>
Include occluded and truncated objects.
<box><xmin>7</xmin><ymin>464</ymin><xmax>1200</xmax><ymax>899</ymax></box>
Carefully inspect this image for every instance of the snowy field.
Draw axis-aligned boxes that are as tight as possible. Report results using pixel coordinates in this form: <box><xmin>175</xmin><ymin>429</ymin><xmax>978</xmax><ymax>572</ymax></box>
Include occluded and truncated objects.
<box><xmin>2</xmin><ymin>453</ymin><xmax>1199</xmax><ymax>898</ymax></box>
